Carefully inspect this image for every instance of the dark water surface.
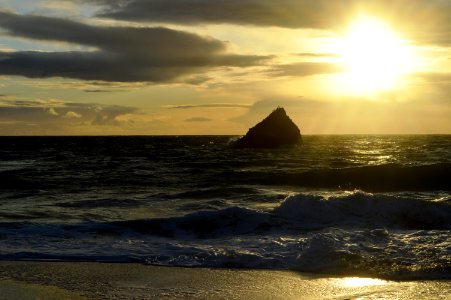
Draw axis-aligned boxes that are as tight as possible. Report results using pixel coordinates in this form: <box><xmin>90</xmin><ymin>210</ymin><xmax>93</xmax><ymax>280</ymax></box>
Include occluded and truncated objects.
<box><xmin>0</xmin><ymin>135</ymin><xmax>450</xmax><ymax>279</ymax></box>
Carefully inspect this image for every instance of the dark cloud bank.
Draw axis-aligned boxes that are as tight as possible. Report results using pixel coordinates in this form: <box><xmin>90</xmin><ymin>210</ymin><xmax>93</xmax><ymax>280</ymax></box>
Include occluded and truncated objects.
<box><xmin>85</xmin><ymin>0</ymin><xmax>451</xmax><ymax>45</ymax></box>
<box><xmin>0</xmin><ymin>11</ymin><xmax>269</xmax><ymax>82</ymax></box>
<box><xmin>94</xmin><ymin>0</ymin><xmax>344</xmax><ymax>29</ymax></box>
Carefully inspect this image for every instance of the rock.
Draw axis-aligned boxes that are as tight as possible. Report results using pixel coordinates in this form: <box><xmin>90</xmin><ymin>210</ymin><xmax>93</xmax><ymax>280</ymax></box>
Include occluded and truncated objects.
<box><xmin>234</xmin><ymin>107</ymin><xmax>302</xmax><ymax>148</ymax></box>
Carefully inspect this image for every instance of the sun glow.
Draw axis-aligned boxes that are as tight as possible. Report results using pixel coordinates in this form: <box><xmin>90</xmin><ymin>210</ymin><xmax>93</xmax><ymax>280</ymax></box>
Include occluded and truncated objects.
<box><xmin>340</xmin><ymin>277</ymin><xmax>388</xmax><ymax>288</ymax></box>
<box><xmin>336</xmin><ymin>16</ymin><xmax>415</xmax><ymax>95</ymax></box>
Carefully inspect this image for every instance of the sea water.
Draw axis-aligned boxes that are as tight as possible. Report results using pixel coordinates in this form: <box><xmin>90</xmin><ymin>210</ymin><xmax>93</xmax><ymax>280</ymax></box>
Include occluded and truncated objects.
<box><xmin>0</xmin><ymin>135</ymin><xmax>449</xmax><ymax>279</ymax></box>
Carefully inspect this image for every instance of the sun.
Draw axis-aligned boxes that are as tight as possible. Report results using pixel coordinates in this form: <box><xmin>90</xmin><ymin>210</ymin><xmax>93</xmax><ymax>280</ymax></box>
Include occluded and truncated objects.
<box><xmin>335</xmin><ymin>16</ymin><xmax>415</xmax><ymax>95</ymax></box>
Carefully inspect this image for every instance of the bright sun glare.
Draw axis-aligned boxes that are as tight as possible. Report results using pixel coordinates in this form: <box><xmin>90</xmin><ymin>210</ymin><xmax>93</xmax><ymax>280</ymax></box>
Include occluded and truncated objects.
<box><xmin>340</xmin><ymin>277</ymin><xmax>388</xmax><ymax>288</ymax></box>
<box><xmin>336</xmin><ymin>16</ymin><xmax>415</xmax><ymax>95</ymax></box>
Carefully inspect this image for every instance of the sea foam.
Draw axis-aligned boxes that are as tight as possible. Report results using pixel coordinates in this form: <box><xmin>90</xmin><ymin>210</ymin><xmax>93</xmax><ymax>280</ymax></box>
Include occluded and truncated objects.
<box><xmin>274</xmin><ymin>191</ymin><xmax>451</xmax><ymax>229</ymax></box>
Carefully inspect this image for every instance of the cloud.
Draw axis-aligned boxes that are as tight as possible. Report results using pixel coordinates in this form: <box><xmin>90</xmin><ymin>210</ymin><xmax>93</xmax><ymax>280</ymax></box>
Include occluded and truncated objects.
<box><xmin>184</xmin><ymin>117</ymin><xmax>212</xmax><ymax>122</ymax></box>
<box><xmin>64</xmin><ymin>111</ymin><xmax>82</xmax><ymax>118</ymax></box>
<box><xmin>90</xmin><ymin>0</ymin><xmax>350</xmax><ymax>29</ymax></box>
<box><xmin>0</xmin><ymin>99</ymin><xmax>138</xmax><ymax>126</ymax></box>
<box><xmin>0</xmin><ymin>98</ymin><xmax>65</xmax><ymax>107</ymax></box>
<box><xmin>164</xmin><ymin>103</ymin><xmax>251</xmax><ymax>109</ymax></box>
<box><xmin>16</xmin><ymin>80</ymin><xmax>152</xmax><ymax>93</ymax></box>
<box><xmin>82</xmin><ymin>0</ymin><xmax>451</xmax><ymax>46</ymax></box>
<box><xmin>268</xmin><ymin>62</ymin><xmax>342</xmax><ymax>77</ymax></box>
<box><xmin>83</xmin><ymin>89</ymin><xmax>111</xmax><ymax>93</ymax></box>
<box><xmin>0</xmin><ymin>11</ymin><xmax>270</xmax><ymax>82</ymax></box>
<box><xmin>46</xmin><ymin>107</ymin><xmax>59</xmax><ymax>116</ymax></box>
<box><xmin>295</xmin><ymin>53</ymin><xmax>340</xmax><ymax>58</ymax></box>
<box><xmin>90</xmin><ymin>104</ymin><xmax>137</xmax><ymax>125</ymax></box>
<box><xmin>412</xmin><ymin>72</ymin><xmax>451</xmax><ymax>84</ymax></box>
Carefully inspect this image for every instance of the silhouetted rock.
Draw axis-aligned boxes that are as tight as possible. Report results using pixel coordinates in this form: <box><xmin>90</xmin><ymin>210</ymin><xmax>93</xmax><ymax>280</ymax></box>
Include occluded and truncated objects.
<box><xmin>234</xmin><ymin>107</ymin><xmax>302</xmax><ymax>148</ymax></box>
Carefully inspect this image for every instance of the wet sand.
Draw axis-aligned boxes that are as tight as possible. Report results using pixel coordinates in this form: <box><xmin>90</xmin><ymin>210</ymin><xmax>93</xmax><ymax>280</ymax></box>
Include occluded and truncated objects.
<box><xmin>0</xmin><ymin>261</ymin><xmax>450</xmax><ymax>299</ymax></box>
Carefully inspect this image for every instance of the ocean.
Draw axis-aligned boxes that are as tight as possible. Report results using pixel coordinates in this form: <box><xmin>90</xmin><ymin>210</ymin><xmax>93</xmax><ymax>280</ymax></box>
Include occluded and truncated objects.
<box><xmin>0</xmin><ymin>135</ymin><xmax>450</xmax><ymax>280</ymax></box>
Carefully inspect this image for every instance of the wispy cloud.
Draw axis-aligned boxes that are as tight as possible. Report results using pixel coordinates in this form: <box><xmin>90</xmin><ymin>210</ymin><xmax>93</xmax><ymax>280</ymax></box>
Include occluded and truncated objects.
<box><xmin>295</xmin><ymin>53</ymin><xmax>340</xmax><ymax>58</ymax></box>
<box><xmin>184</xmin><ymin>117</ymin><xmax>212</xmax><ymax>122</ymax></box>
<box><xmin>412</xmin><ymin>72</ymin><xmax>451</xmax><ymax>84</ymax></box>
<box><xmin>164</xmin><ymin>103</ymin><xmax>252</xmax><ymax>109</ymax></box>
<box><xmin>16</xmin><ymin>79</ymin><xmax>153</xmax><ymax>92</ymax></box>
<box><xmin>0</xmin><ymin>98</ymin><xmax>138</xmax><ymax>126</ymax></box>
<box><xmin>267</xmin><ymin>62</ymin><xmax>342</xmax><ymax>77</ymax></box>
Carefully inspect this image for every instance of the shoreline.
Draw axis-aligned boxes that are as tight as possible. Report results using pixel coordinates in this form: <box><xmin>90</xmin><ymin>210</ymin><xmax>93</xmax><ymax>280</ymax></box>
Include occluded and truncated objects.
<box><xmin>0</xmin><ymin>261</ymin><xmax>450</xmax><ymax>299</ymax></box>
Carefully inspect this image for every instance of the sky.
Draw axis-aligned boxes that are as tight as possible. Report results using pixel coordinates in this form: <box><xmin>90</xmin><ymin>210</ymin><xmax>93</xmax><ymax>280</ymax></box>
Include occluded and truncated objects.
<box><xmin>0</xmin><ymin>0</ymin><xmax>450</xmax><ymax>135</ymax></box>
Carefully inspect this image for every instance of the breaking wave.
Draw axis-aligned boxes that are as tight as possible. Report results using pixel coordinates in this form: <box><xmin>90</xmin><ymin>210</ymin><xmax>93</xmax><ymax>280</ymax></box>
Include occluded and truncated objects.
<box><xmin>1</xmin><ymin>191</ymin><xmax>449</xmax><ymax>279</ymax></box>
<box><xmin>113</xmin><ymin>191</ymin><xmax>451</xmax><ymax>236</ymax></box>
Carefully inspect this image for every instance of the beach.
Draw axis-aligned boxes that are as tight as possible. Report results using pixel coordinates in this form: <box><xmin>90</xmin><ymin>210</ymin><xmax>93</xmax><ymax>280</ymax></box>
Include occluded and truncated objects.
<box><xmin>0</xmin><ymin>261</ymin><xmax>450</xmax><ymax>299</ymax></box>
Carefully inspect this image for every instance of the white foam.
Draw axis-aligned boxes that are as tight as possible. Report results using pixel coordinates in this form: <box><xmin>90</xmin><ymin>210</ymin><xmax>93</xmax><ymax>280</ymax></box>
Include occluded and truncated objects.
<box><xmin>274</xmin><ymin>191</ymin><xmax>451</xmax><ymax>229</ymax></box>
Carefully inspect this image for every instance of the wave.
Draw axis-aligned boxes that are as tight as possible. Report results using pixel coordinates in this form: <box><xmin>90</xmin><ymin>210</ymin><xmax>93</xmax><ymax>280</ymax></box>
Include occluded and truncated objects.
<box><xmin>1</xmin><ymin>191</ymin><xmax>450</xmax><ymax>279</ymax></box>
<box><xmin>142</xmin><ymin>228</ymin><xmax>451</xmax><ymax>280</ymax></box>
<box><xmin>57</xmin><ymin>199</ymin><xmax>145</xmax><ymax>209</ymax></box>
<box><xmin>1</xmin><ymin>227</ymin><xmax>449</xmax><ymax>280</ymax></box>
<box><xmin>292</xmin><ymin>228</ymin><xmax>451</xmax><ymax>279</ymax></box>
<box><xmin>4</xmin><ymin>191</ymin><xmax>446</xmax><ymax>235</ymax></box>
<box><xmin>113</xmin><ymin>206</ymin><xmax>272</xmax><ymax>238</ymax></box>
<box><xmin>274</xmin><ymin>192</ymin><xmax>451</xmax><ymax>230</ymax></box>
<box><xmin>229</xmin><ymin>163</ymin><xmax>451</xmax><ymax>192</ymax></box>
<box><xmin>111</xmin><ymin>191</ymin><xmax>450</xmax><ymax>237</ymax></box>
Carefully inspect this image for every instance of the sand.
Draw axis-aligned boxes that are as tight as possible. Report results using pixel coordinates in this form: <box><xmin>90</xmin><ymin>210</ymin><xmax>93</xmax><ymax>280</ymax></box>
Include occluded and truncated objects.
<box><xmin>0</xmin><ymin>261</ymin><xmax>450</xmax><ymax>299</ymax></box>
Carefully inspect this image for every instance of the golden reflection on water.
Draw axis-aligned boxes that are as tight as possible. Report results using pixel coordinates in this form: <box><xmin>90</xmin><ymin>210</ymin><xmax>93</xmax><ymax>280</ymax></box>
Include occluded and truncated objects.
<box><xmin>340</xmin><ymin>277</ymin><xmax>388</xmax><ymax>288</ymax></box>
